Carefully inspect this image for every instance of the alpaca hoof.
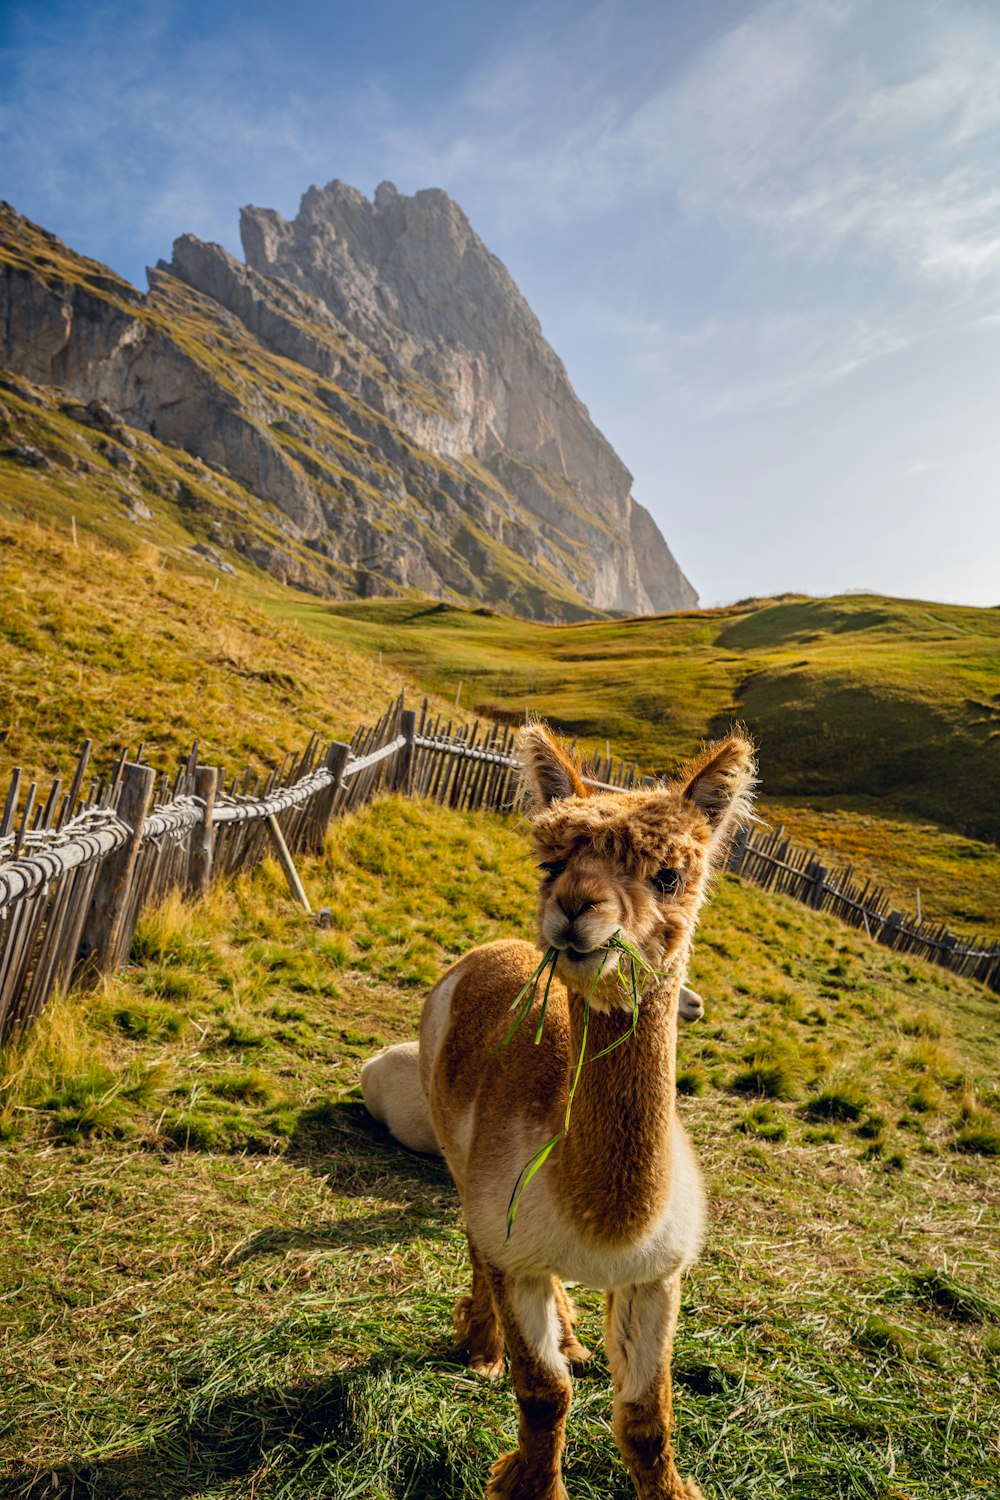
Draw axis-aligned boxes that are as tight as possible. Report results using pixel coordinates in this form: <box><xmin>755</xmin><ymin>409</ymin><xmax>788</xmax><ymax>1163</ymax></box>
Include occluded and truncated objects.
<box><xmin>486</xmin><ymin>1450</ymin><xmax>568</xmax><ymax>1499</ymax></box>
<box><xmin>565</xmin><ymin>1336</ymin><xmax>592</xmax><ymax>1373</ymax></box>
<box><xmin>469</xmin><ymin>1351</ymin><xmax>506</xmax><ymax>1380</ymax></box>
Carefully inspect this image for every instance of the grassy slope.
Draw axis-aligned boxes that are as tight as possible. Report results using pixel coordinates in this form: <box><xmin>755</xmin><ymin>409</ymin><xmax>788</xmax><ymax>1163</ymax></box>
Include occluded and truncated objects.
<box><xmin>765</xmin><ymin>796</ymin><xmax>1000</xmax><ymax>932</ymax></box>
<box><xmin>2</xmin><ymin>490</ymin><xmax>997</xmax><ymax>933</ymax></box>
<box><xmin>270</xmin><ymin>594</ymin><xmax>1000</xmax><ymax>837</ymax></box>
<box><xmin>0</xmin><ymin>513</ymin><xmax>426</xmax><ymax>787</ymax></box>
<box><xmin>1</xmin><ymin>796</ymin><xmax>998</xmax><ymax>1499</ymax></box>
<box><xmin>264</xmin><ymin>593</ymin><xmax>1000</xmax><ymax>928</ymax></box>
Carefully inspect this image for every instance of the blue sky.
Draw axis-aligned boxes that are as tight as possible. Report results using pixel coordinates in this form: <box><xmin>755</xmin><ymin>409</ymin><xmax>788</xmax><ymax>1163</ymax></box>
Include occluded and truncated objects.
<box><xmin>2</xmin><ymin>0</ymin><xmax>999</xmax><ymax>608</ymax></box>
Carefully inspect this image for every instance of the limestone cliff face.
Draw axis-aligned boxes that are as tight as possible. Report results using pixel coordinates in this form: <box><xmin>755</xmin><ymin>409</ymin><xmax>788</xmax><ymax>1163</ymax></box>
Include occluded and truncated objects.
<box><xmin>0</xmin><ymin>188</ymin><xmax>697</xmax><ymax>619</ymax></box>
<box><xmin>240</xmin><ymin>181</ymin><xmax>695</xmax><ymax>614</ymax></box>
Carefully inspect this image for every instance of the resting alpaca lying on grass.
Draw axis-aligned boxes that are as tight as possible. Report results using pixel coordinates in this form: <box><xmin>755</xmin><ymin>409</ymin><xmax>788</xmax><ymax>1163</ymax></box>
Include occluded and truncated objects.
<box><xmin>362</xmin><ymin>725</ymin><xmax>755</xmax><ymax>1499</ymax></box>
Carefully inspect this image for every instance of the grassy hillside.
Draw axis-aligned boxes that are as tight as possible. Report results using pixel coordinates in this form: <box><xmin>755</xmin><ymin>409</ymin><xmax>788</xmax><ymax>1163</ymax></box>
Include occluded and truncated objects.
<box><xmin>0</xmin><ymin>510</ymin><xmax>423</xmax><ymax>788</ymax></box>
<box><xmin>267</xmin><ymin>594</ymin><xmax>1000</xmax><ymax>843</ymax></box>
<box><xmin>256</xmin><ymin>593</ymin><xmax>1000</xmax><ymax>933</ymax></box>
<box><xmin>2</xmin><ymin>491</ymin><xmax>997</xmax><ymax>935</ymax></box>
<box><xmin>2</xmin><ymin>796</ymin><xmax>997</xmax><ymax>1498</ymax></box>
<box><xmin>766</xmin><ymin>796</ymin><xmax>1000</xmax><ymax>931</ymax></box>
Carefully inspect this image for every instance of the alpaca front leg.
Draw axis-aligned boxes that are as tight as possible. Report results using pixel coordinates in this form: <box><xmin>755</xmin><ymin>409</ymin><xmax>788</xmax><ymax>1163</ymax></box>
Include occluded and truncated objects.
<box><xmin>605</xmin><ymin>1277</ymin><xmax>702</xmax><ymax>1500</ymax></box>
<box><xmin>486</xmin><ymin>1269</ymin><xmax>573</xmax><ymax>1500</ymax></box>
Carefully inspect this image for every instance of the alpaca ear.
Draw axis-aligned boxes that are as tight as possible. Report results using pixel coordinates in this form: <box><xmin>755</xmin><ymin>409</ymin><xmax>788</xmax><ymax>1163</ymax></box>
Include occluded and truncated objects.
<box><xmin>517</xmin><ymin>723</ymin><xmax>588</xmax><ymax>808</ymax></box>
<box><xmin>680</xmin><ymin>733</ymin><xmax>756</xmax><ymax>836</ymax></box>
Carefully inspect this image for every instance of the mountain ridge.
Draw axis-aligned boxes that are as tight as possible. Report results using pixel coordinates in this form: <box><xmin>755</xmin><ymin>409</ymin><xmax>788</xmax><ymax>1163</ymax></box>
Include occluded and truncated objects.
<box><xmin>0</xmin><ymin>185</ymin><xmax>697</xmax><ymax>620</ymax></box>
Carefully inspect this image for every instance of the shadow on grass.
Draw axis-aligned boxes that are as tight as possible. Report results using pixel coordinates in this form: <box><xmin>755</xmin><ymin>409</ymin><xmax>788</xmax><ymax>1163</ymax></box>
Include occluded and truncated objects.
<box><xmin>218</xmin><ymin>1098</ymin><xmax>458</xmax><ymax>1265</ymax></box>
<box><xmin>0</xmin><ymin>1349</ymin><xmax>479</xmax><ymax>1500</ymax></box>
<box><xmin>288</xmin><ymin>1097</ymin><xmax>453</xmax><ymax>1196</ymax></box>
<box><xmin>223</xmin><ymin>1205</ymin><xmax>450</xmax><ymax>1264</ymax></box>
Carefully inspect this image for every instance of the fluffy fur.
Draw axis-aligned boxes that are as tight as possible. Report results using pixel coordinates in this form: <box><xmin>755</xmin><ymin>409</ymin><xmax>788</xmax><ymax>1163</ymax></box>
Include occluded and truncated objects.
<box><xmin>360</xmin><ymin>1042</ymin><xmax>440</xmax><ymax>1155</ymax></box>
<box><xmin>362</xmin><ymin>723</ymin><xmax>756</xmax><ymax>1499</ymax></box>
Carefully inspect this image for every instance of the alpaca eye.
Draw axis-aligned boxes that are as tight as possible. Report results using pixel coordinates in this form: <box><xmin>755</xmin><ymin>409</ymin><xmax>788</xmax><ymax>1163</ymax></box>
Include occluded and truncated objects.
<box><xmin>652</xmin><ymin>868</ymin><xmax>681</xmax><ymax>897</ymax></box>
<box><xmin>539</xmin><ymin>860</ymin><xmax>566</xmax><ymax>881</ymax></box>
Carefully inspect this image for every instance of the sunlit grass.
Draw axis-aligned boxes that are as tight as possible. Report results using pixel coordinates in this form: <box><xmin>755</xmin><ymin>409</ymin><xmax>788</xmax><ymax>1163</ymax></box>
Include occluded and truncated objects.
<box><xmin>269</xmin><ymin>592</ymin><xmax>1000</xmax><ymax>854</ymax></box>
<box><xmin>1</xmin><ymin>795</ymin><xmax>998</xmax><ymax>1497</ymax></box>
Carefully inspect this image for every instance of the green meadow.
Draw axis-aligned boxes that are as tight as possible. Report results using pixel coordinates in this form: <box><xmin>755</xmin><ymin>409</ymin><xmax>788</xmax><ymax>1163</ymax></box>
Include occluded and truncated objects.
<box><xmin>268</xmin><ymin>592</ymin><xmax>1000</xmax><ymax>842</ymax></box>
<box><xmin>265</xmin><ymin>592</ymin><xmax>1000</xmax><ymax>931</ymax></box>
<box><xmin>1</xmin><ymin>441</ymin><xmax>999</xmax><ymax>1497</ymax></box>
<box><xmin>2</xmin><ymin>797</ymin><xmax>998</xmax><ymax>1498</ymax></box>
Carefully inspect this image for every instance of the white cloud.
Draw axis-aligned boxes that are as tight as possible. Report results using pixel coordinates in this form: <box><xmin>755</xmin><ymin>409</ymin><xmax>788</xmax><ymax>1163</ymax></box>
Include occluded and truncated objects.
<box><xmin>350</xmin><ymin>0</ymin><xmax>1000</xmax><ymax>421</ymax></box>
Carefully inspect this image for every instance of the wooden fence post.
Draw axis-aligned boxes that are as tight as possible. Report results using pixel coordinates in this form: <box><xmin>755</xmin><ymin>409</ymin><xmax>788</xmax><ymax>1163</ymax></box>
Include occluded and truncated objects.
<box><xmin>727</xmin><ymin>823</ymin><xmax>750</xmax><ymax>874</ymax></box>
<box><xmin>397</xmin><ymin>709</ymin><xmax>417</xmax><ymax>795</ymax></box>
<box><xmin>78</xmin><ymin>761</ymin><xmax>156</xmax><ymax>979</ymax></box>
<box><xmin>187</xmin><ymin>765</ymin><xmax>218</xmax><ymax>897</ymax></box>
<box><xmin>878</xmin><ymin>911</ymin><xmax>904</xmax><ymax>949</ymax></box>
<box><xmin>303</xmin><ymin>740</ymin><xmax>351</xmax><ymax>853</ymax></box>
<box><xmin>806</xmin><ymin>857</ymin><xmax>827</xmax><ymax>909</ymax></box>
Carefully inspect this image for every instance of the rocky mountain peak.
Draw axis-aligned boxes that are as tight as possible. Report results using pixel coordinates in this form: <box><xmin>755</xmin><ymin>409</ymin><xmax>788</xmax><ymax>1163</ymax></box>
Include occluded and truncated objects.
<box><xmin>1</xmin><ymin>184</ymin><xmax>697</xmax><ymax>619</ymax></box>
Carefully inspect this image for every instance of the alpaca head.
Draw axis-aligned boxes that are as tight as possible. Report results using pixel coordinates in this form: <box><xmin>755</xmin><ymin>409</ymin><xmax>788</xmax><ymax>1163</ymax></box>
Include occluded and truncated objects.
<box><xmin>518</xmin><ymin>724</ymin><xmax>756</xmax><ymax>1010</ymax></box>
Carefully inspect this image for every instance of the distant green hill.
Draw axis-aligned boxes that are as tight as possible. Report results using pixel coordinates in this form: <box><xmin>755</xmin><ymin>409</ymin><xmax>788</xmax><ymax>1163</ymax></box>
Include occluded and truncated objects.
<box><xmin>268</xmin><ymin>593</ymin><xmax>1000</xmax><ymax>846</ymax></box>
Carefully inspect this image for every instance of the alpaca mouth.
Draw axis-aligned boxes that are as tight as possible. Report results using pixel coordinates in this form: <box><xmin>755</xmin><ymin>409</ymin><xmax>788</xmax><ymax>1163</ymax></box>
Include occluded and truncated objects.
<box><xmin>557</xmin><ymin>943</ymin><xmax>620</xmax><ymax>974</ymax></box>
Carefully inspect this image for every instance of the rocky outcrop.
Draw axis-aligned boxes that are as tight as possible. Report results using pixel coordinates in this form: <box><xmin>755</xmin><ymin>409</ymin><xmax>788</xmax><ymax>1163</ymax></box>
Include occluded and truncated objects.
<box><xmin>0</xmin><ymin>189</ymin><xmax>697</xmax><ymax>619</ymax></box>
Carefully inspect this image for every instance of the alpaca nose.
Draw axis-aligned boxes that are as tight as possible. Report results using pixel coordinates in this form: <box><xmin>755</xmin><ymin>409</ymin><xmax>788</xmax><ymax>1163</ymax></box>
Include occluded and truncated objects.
<box><xmin>558</xmin><ymin>897</ymin><xmax>595</xmax><ymax>924</ymax></box>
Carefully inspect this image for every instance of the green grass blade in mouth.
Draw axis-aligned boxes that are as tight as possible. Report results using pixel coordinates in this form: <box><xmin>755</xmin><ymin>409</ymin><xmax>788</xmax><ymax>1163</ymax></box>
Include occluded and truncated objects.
<box><xmin>604</xmin><ymin>929</ymin><xmax>660</xmax><ymax>981</ymax></box>
<box><xmin>563</xmin><ymin>997</ymin><xmax>592</xmax><ymax>1134</ymax></box>
<box><xmin>503</xmin><ymin>933</ymin><xmax>671</xmax><ymax>1233</ymax></box>
<box><xmin>497</xmin><ymin>945</ymin><xmax>557</xmax><ymax>1049</ymax></box>
<box><xmin>588</xmin><ymin>932</ymin><xmax>657</xmax><ymax>1060</ymax></box>
<box><xmin>506</xmin><ymin>949</ymin><xmax>608</xmax><ymax>1237</ymax></box>
<box><xmin>533</xmin><ymin>948</ymin><xmax>560</xmax><ymax>1044</ymax></box>
<box><xmin>591</xmin><ymin>958</ymin><xmax>641</xmax><ymax>1060</ymax></box>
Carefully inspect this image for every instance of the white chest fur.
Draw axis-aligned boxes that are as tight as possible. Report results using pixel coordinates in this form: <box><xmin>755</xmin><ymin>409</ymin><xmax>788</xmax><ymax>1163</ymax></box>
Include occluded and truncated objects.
<box><xmin>466</xmin><ymin>1113</ymin><xmax>706</xmax><ymax>1290</ymax></box>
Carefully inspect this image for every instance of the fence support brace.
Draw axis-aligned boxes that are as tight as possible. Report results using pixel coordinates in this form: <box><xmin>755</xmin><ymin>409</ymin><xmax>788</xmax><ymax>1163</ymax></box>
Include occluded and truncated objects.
<box><xmin>266</xmin><ymin>813</ymin><xmax>312</xmax><ymax>914</ymax></box>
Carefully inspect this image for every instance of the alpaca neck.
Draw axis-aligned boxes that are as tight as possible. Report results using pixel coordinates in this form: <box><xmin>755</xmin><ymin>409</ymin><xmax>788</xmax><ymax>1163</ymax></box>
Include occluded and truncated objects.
<box><xmin>554</xmin><ymin>978</ymin><xmax>679</xmax><ymax>1246</ymax></box>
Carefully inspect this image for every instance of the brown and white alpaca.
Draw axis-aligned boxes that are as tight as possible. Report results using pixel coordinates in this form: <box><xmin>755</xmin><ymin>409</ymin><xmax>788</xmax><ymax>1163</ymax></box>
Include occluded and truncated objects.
<box><xmin>361</xmin><ymin>725</ymin><xmax>755</xmax><ymax>1499</ymax></box>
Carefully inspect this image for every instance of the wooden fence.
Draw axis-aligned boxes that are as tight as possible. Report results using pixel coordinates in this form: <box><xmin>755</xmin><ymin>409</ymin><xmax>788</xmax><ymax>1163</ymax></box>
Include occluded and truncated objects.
<box><xmin>0</xmin><ymin>695</ymin><xmax>412</xmax><ymax>1045</ymax></box>
<box><xmin>1</xmin><ymin>695</ymin><xmax>997</xmax><ymax>1046</ymax></box>
<box><xmin>724</xmin><ymin>823</ymin><xmax>1000</xmax><ymax>993</ymax></box>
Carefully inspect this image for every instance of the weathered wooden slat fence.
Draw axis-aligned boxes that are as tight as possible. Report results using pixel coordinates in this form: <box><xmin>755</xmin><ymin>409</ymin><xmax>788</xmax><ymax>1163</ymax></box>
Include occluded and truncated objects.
<box><xmin>725</xmin><ymin>823</ymin><xmax>1000</xmax><ymax>992</ymax></box>
<box><xmin>0</xmin><ymin>694</ymin><xmax>411</xmax><ymax>1045</ymax></box>
<box><xmin>1</xmin><ymin>693</ymin><xmax>997</xmax><ymax>1046</ymax></box>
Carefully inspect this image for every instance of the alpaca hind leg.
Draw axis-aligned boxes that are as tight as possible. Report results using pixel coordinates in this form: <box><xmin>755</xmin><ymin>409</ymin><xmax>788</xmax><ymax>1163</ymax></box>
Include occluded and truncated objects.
<box><xmin>486</xmin><ymin>1268</ymin><xmax>572</xmax><ymax>1500</ymax></box>
<box><xmin>605</xmin><ymin>1276</ymin><xmax>702</xmax><ymax>1500</ymax></box>
<box><xmin>554</xmin><ymin>1280</ymin><xmax>592</xmax><ymax>1371</ymax></box>
<box><xmin>453</xmin><ymin>1234</ymin><xmax>505</xmax><ymax>1379</ymax></box>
